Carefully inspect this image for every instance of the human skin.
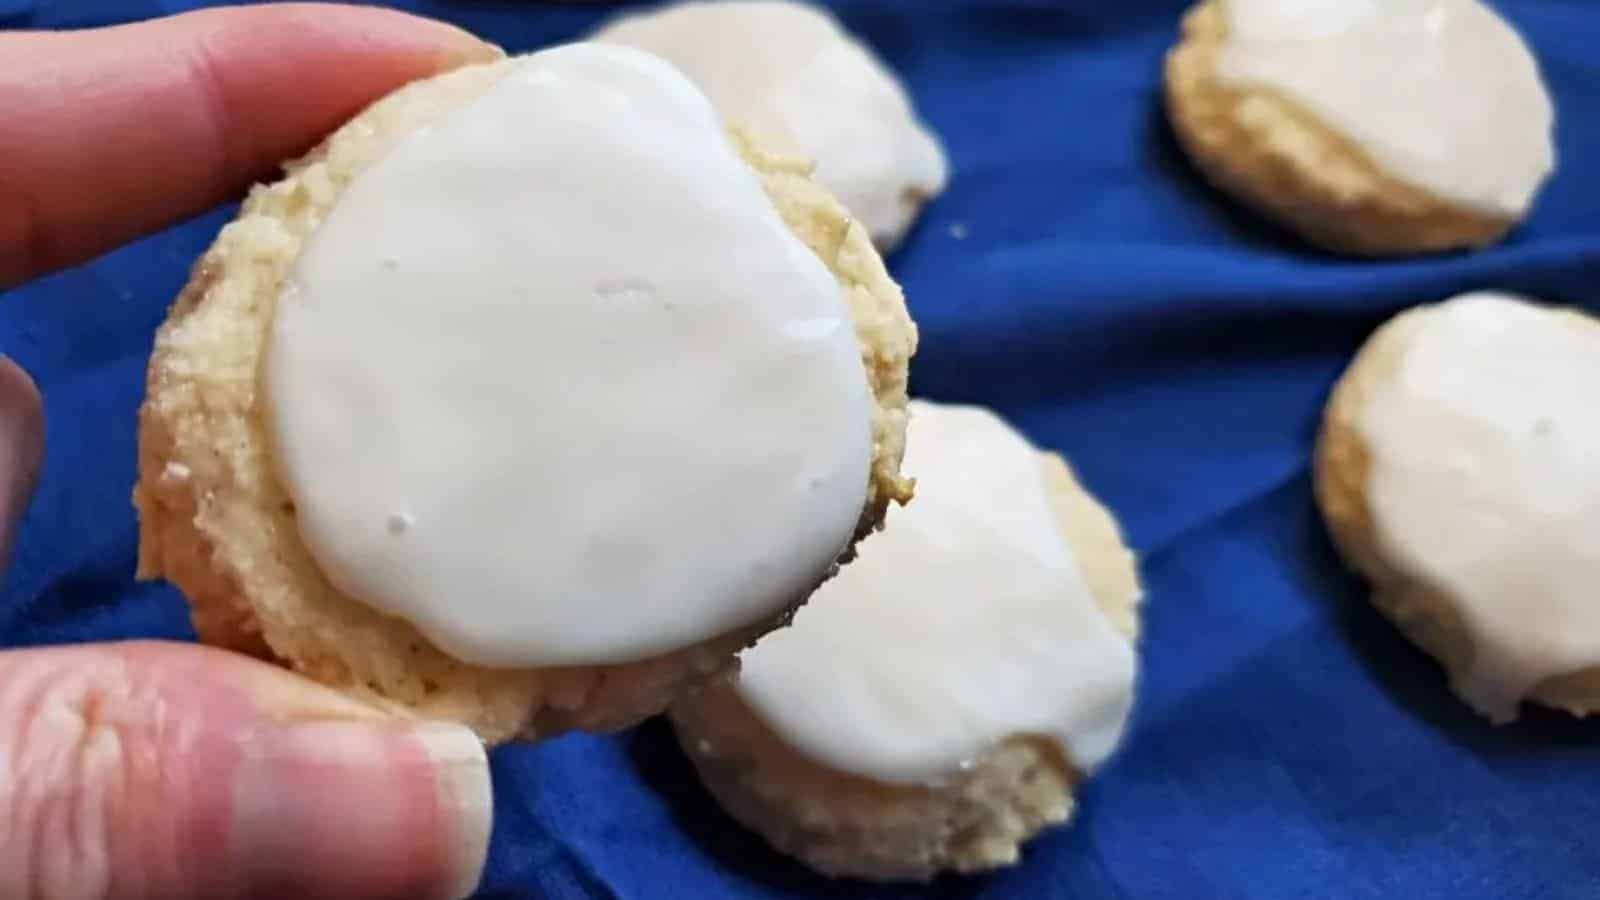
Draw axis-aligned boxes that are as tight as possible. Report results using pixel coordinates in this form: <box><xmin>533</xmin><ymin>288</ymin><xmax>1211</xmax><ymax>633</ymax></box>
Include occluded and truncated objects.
<box><xmin>0</xmin><ymin>6</ymin><xmax>504</xmax><ymax>898</ymax></box>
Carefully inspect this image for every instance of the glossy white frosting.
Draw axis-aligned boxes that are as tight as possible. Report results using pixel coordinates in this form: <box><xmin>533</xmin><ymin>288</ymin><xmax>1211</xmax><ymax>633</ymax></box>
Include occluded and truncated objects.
<box><xmin>738</xmin><ymin>401</ymin><xmax>1137</xmax><ymax>785</ymax></box>
<box><xmin>594</xmin><ymin>0</ymin><xmax>948</xmax><ymax>250</ymax></box>
<box><xmin>1217</xmin><ymin>0</ymin><xmax>1555</xmax><ymax>217</ymax></box>
<box><xmin>266</xmin><ymin>44</ymin><xmax>873</xmax><ymax>668</ymax></box>
<box><xmin>1360</xmin><ymin>293</ymin><xmax>1600</xmax><ymax>721</ymax></box>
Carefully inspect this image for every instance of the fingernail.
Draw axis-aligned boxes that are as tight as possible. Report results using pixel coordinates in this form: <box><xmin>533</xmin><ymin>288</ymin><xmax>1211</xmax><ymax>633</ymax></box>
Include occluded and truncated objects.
<box><xmin>421</xmin><ymin>20</ymin><xmax>504</xmax><ymax>66</ymax></box>
<box><xmin>416</xmin><ymin>722</ymin><xmax>495</xmax><ymax>900</ymax></box>
<box><xmin>231</xmin><ymin>720</ymin><xmax>492</xmax><ymax>900</ymax></box>
<box><xmin>0</xmin><ymin>355</ymin><xmax>42</xmax><ymax>570</ymax></box>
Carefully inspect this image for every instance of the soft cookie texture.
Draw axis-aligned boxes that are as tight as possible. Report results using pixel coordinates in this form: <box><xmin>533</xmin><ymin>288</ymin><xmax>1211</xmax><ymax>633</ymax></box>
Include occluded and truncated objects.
<box><xmin>1316</xmin><ymin>295</ymin><xmax>1600</xmax><ymax>722</ymax></box>
<box><xmin>670</xmin><ymin>447</ymin><xmax>1140</xmax><ymax>881</ymax></box>
<box><xmin>593</xmin><ymin>0</ymin><xmax>948</xmax><ymax>252</ymax></box>
<box><xmin>1165</xmin><ymin>0</ymin><xmax>1555</xmax><ymax>257</ymax></box>
<box><xmin>134</xmin><ymin>56</ymin><xmax>916</xmax><ymax>745</ymax></box>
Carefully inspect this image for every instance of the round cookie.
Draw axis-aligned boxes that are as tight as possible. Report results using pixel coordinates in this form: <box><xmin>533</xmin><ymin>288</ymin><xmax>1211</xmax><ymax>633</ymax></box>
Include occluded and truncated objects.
<box><xmin>1165</xmin><ymin>0</ymin><xmax>1556</xmax><ymax>257</ymax></box>
<box><xmin>1316</xmin><ymin>293</ymin><xmax>1600</xmax><ymax>723</ymax></box>
<box><xmin>134</xmin><ymin>46</ymin><xmax>916</xmax><ymax>745</ymax></box>
<box><xmin>592</xmin><ymin>0</ymin><xmax>948</xmax><ymax>253</ymax></box>
<box><xmin>671</xmin><ymin>401</ymin><xmax>1140</xmax><ymax>881</ymax></box>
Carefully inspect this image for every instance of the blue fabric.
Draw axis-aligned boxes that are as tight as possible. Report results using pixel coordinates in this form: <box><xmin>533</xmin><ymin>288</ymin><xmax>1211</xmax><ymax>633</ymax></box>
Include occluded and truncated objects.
<box><xmin>5</xmin><ymin>1</ymin><xmax>1600</xmax><ymax>897</ymax></box>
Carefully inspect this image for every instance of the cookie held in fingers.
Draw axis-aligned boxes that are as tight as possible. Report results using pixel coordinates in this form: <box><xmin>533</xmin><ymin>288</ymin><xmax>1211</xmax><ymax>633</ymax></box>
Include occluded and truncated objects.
<box><xmin>593</xmin><ymin>0</ymin><xmax>948</xmax><ymax>253</ymax></box>
<box><xmin>134</xmin><ymin>44</ymin><xmax>916</xmax><ymax>746</ymax></box>
<box><xmin>671</xmin><ymin>400</ymin><xmax>1140</xmax><ymax>881</ymax></box>
<box><xmin>1165</xmin><ymin>0</ymin><xmax>1555</xmax><ymax>257</ymax></box>
<box><xmin>1316</xmin><ymin>293</ymin><xmax>1600</xmax><ymax>723</ymax></box>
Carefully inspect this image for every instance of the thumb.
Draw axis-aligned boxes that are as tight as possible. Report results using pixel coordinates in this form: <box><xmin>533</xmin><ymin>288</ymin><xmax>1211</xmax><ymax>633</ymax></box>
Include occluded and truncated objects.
<box><xmin>0</xmin><ymin>641</ymin><xmax>492</xmax><ymax>899</ymax></box>
<box><xmin>0</xmin><ymin>355</ymin><xmax>43</xmax><ymax>571</ymax></box>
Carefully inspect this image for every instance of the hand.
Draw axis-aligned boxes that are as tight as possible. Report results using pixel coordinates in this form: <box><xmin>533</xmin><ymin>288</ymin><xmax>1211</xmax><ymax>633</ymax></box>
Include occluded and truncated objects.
<box><xmin>0</xmin><ymin>6</ymin><xmax>500</xmax><ymax>898</ymax></box>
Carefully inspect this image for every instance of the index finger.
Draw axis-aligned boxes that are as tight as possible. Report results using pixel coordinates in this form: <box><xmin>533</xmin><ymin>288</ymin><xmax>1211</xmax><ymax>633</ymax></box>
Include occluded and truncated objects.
<box><xmin>0</xmin><ymin>3</ymin><xmax>498</xmax><ymax>288</ymax></box>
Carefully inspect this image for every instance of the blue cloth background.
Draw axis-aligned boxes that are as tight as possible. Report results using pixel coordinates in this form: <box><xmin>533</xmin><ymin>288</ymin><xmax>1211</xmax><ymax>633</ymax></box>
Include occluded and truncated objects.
<box><xmin>4</xmin><ymin>1</ymin><xmax>1599</xmax><ymax>897</ymax></box>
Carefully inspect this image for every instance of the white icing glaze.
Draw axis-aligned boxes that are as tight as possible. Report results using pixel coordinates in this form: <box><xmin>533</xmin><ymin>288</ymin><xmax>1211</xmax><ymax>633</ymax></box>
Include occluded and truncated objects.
<box><xmin>738</xmin><ymin>401</ymin><xmax>1137</xmax><ymax>785</ymax></box>
<box><xmin>1217</xmin><ymin>0</ymin><xmax>1555</xmax><ymax>217</ymax></box>
<box><xmin>266</xmin><ymin>44</ymin><xmax>873</xmax><ymax>668</ymax></box>
<box><xmin>1359</xmin><ymin>293</ymin><xmax>1600</xmax><ymax>721</ymax></box>
<box><xmin>594</xmin><ymin>0</ymin><xmax>948</xmax><ymax>250</ymax></box>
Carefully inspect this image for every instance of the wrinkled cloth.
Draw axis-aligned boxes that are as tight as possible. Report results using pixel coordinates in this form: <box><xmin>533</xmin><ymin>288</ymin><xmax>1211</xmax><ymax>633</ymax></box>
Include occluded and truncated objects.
<box><xmin>3</xmin><ymin>1</ymin><xmax>1599</xmax><ymax>898</ymax></box>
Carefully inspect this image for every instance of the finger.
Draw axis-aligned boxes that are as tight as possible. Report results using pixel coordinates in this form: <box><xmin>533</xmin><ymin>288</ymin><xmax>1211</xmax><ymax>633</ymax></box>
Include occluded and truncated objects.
<box><xmin>0</xmin><ymin>641</ymin><xmax>492</xmax><ymax>900</ymax></box>
<box><xmin>0</xmin><ymin>356</ymin><xmax>43</xmax><ymax>571</ymax></box>
<box><xmin>0</xmin><ymin>3</ymin><xmax>500</xmax><ymax>287</ymax></box>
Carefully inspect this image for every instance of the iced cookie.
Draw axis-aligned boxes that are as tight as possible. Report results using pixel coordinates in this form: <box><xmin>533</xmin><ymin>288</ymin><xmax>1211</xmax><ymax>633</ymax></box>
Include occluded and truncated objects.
<box><xmin>593</xmin><ymin>0</ymin><xmax>947</xmax><ymax>252</ymax></box>
<box><xmin>1165</xmin><ymin>0</ymin><xmax>1556</xmax><ymax>256</ymax></box>
<box><xmin>671</xmin><ymin>401</ymin><xmax>1140</xmax><ymax>881</ymax></box>
<box><xmin>134</xmin><ymin>44</ymin><xmax>916</xmax><ymax>745</ymax></box>
<box><xmin>1316</xmin><ymin>293</ymin><xmax>1600</xmax><ymax>723</ymax></box>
